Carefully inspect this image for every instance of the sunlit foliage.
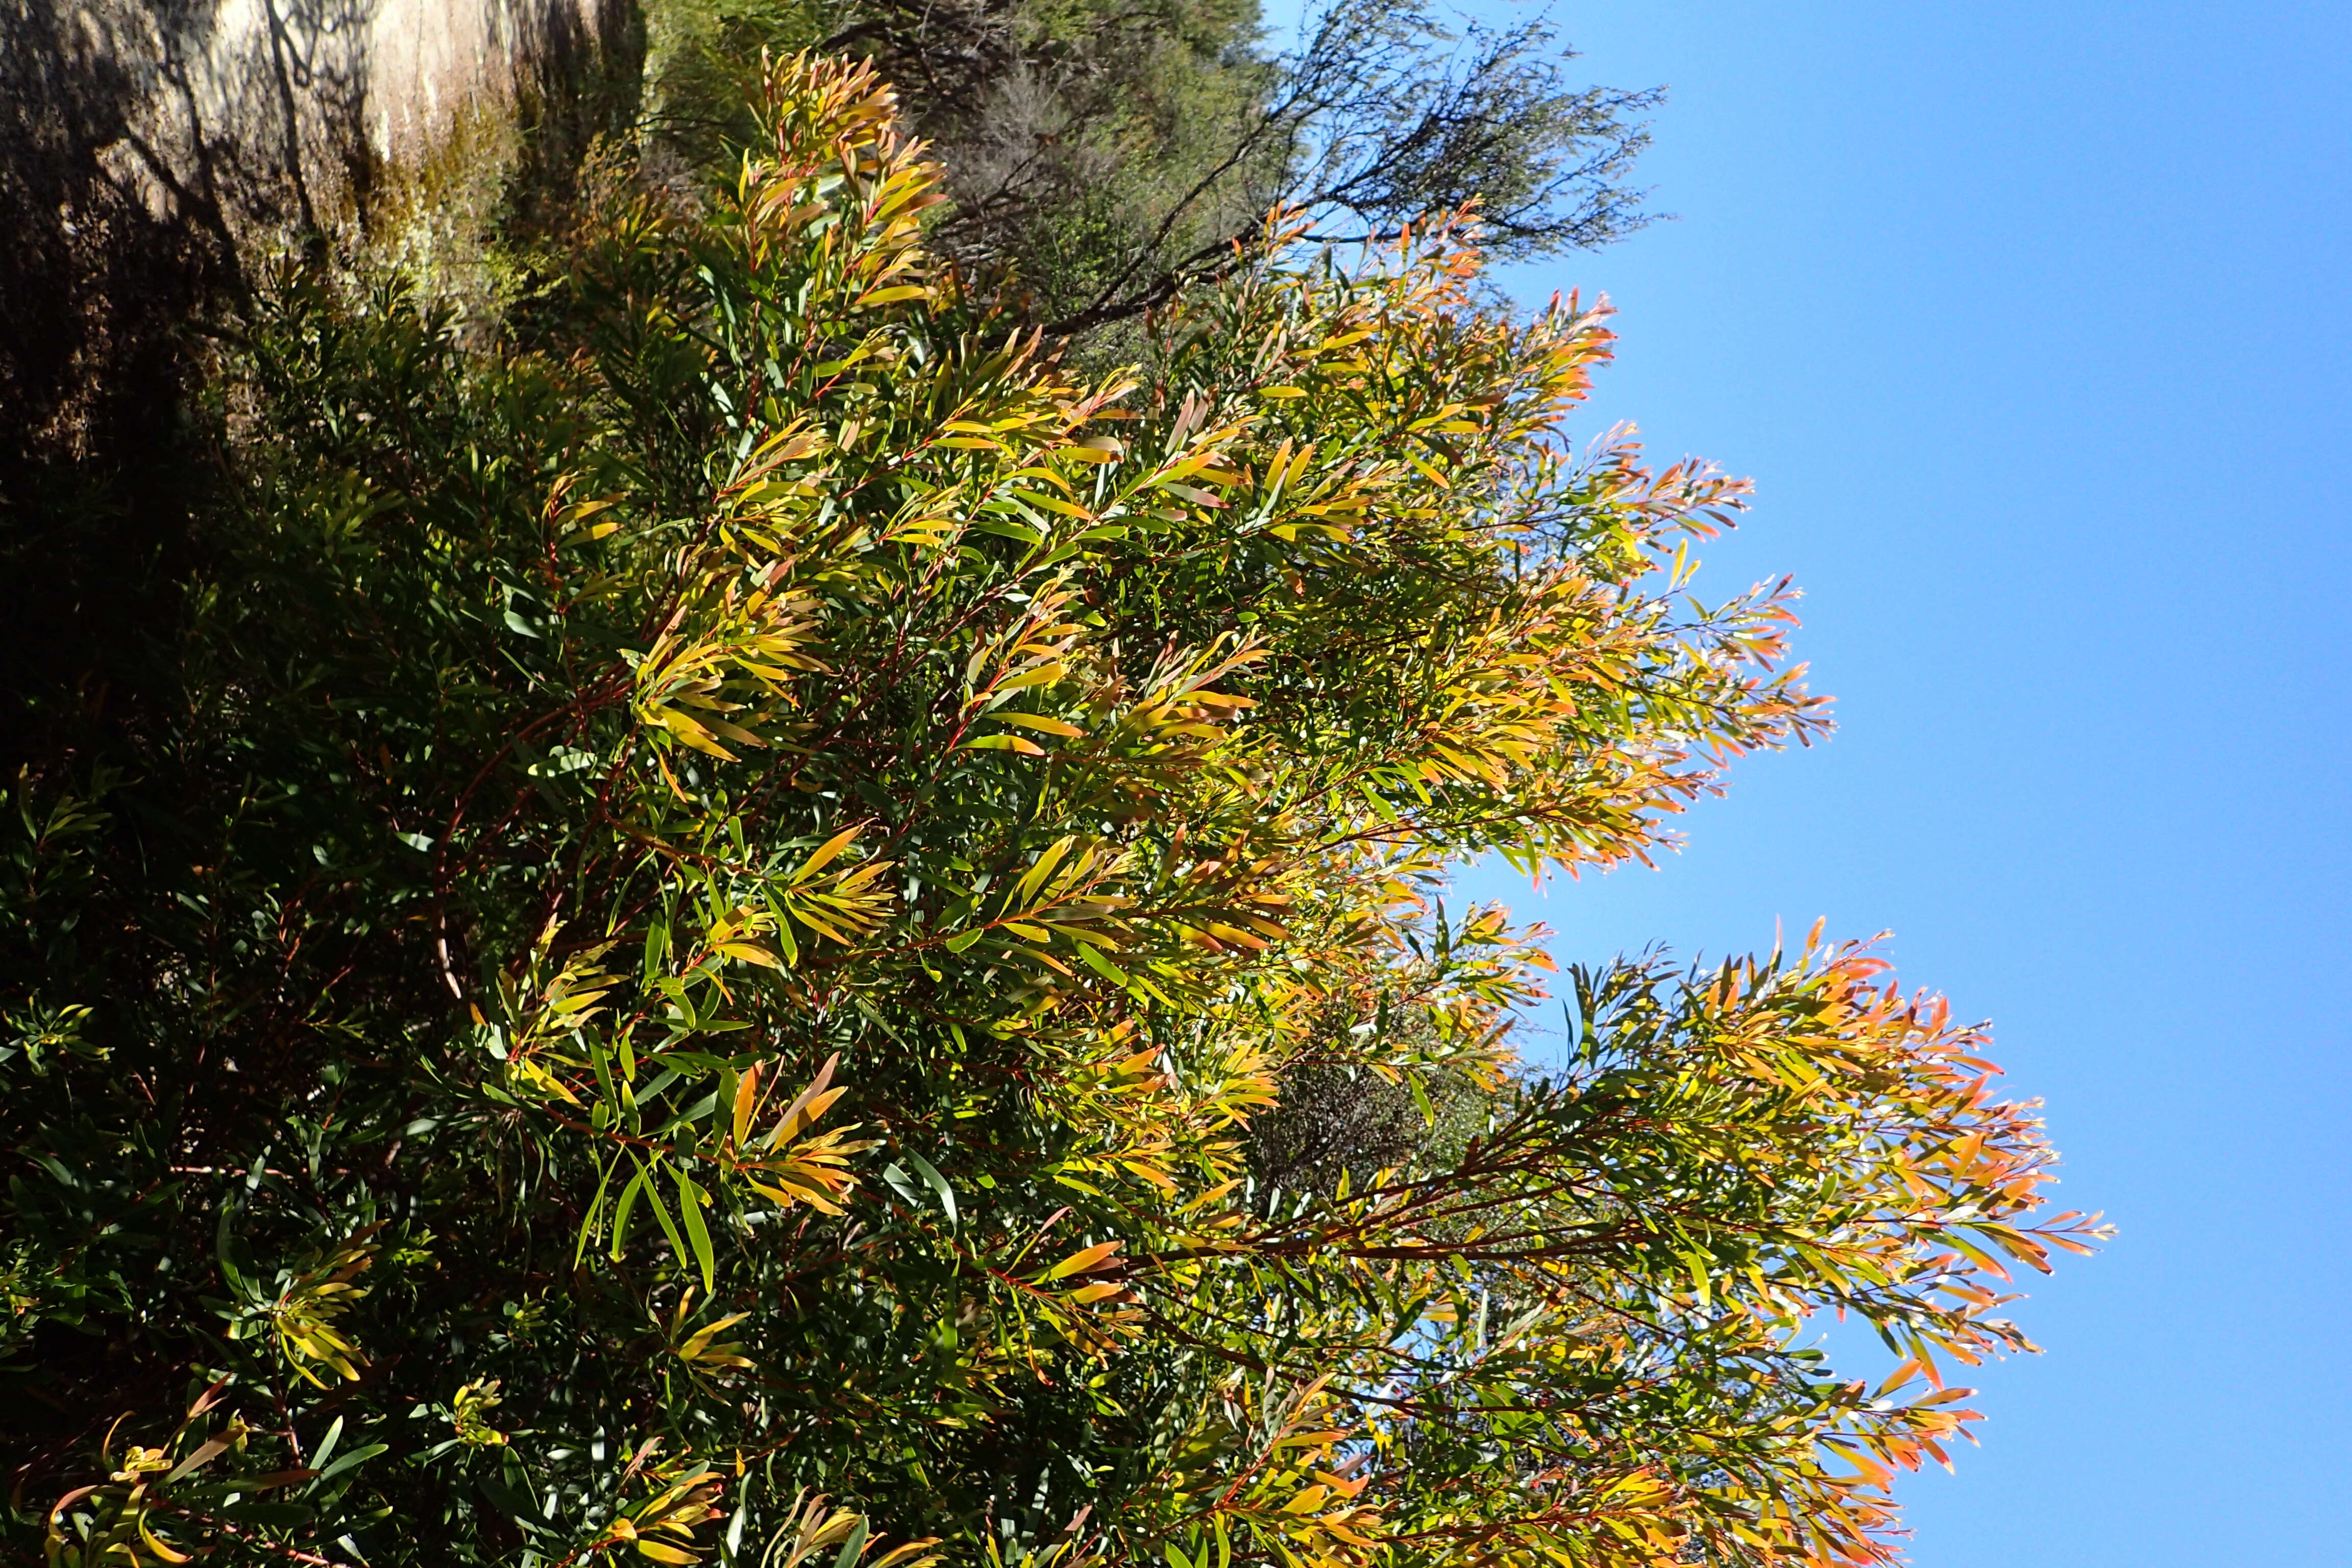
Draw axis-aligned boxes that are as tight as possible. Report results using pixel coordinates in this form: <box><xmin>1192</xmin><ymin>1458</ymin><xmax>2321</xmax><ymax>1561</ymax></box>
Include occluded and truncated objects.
<box><xmin>2</xmin><ymin>55</ymin><xmax>2095</xmax><ymax>1568</ymax></box>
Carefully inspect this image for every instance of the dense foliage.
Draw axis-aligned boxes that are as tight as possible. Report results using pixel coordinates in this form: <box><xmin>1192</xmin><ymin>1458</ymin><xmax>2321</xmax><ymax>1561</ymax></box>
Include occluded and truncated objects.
<box><xmin>2</xmin><ymin>55</ymin><xmax>2096</xmax><ymax>1568</ymax></box>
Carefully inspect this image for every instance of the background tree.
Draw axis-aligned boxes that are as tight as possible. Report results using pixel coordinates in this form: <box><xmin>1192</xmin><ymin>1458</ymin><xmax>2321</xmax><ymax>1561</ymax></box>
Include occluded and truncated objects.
<box><xmin>3</xmin><ymin>55</ymin><xmax>2095</xmax><ymax>1568</ymax></box>
<box><xmin>642</xmin><ymin>0</ymin><xmax>1661</xmax><ymax>334</ymax></box>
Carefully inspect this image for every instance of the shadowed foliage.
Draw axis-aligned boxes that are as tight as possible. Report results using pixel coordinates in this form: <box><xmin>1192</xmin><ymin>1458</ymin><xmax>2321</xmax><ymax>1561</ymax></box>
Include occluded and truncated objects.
<box><xmin>0</xmin><ymin>0</ymin><xmax>643</xmax><ymax>785</ymax></box>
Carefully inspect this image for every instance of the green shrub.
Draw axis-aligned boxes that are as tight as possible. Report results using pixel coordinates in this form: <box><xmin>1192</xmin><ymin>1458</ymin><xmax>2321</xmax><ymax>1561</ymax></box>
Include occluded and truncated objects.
<box><xmin>4</xmin><ymin>56</ymin><xmax>2094</xmax><ymax>1568</ymax></box>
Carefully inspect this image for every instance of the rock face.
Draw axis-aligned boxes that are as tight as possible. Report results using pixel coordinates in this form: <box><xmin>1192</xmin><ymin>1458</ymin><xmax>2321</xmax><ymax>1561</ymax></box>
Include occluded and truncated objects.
<box><xmin>0</xmin><ymin>0</ymin><xmax>640</xmax><ymax>463</ymax></box>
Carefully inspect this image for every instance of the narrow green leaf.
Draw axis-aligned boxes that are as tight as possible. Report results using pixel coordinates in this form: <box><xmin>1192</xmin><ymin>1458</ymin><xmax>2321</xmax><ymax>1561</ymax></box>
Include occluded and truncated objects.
<box><xmin>609</xmin><ymin>1167</ymin><xmax>648</xmax><ymax>1262</ymax></box>
<box><xmin>902</xmin><ymin>1149</ymin><xmax>957</xmax><ymax>1227</ymax></box>
<box><xmin>677</xmin><ymin>1165</ymin><xmax>717</xmax><ymax>1294</ymax></box>
<box><xmin>830</xmin><ymin>1518</ymin><xmax>869</xmax><ymax>1568</ymax></box>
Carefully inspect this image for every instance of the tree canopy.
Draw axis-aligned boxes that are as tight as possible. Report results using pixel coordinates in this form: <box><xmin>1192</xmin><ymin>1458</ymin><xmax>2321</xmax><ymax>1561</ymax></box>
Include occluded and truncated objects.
<box><xmin>4</xmin><ymin>53</ymin><xmax>2096</xmax><ymax>1568</ymax></box>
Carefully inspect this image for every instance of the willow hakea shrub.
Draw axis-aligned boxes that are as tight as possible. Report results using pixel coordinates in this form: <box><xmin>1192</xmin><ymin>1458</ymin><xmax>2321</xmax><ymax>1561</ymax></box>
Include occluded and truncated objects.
<box><xmin>2</xmin><ymin>54</ymin><xmax>2097</xmax><ymax>1568</ymax></box>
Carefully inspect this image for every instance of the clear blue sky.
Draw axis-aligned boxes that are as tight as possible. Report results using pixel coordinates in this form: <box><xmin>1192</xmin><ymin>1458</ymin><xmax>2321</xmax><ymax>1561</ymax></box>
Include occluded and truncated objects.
<box><xmin>1291</xmin><ymin>2</ymin><xmax>2352</xmax><ymax>1562</ymax></box>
